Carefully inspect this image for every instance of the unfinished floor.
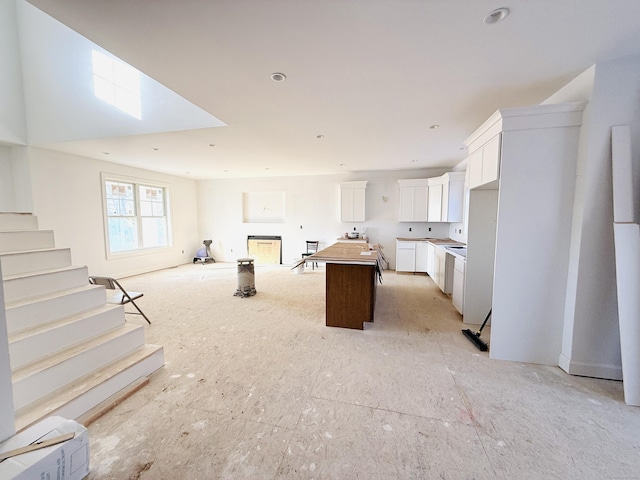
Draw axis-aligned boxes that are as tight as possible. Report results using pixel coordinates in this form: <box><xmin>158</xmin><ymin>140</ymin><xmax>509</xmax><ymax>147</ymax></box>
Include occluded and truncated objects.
<box><xmin>85</xmin><ymin>263</ymin><xmax>639</xmax><ymax>479</ymax></box>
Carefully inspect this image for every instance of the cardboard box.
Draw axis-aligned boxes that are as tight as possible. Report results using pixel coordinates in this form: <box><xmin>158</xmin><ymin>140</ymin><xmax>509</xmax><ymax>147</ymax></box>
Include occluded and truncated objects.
<box><xmin>0</xmin><ymin>416</ymin><xmax>89</xmax><ymax>480</ymax></box>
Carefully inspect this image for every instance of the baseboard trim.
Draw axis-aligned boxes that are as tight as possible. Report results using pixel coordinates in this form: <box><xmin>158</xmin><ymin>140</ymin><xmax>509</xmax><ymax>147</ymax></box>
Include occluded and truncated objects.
<box><xmin>558</xmin><ymin>355</ymin><xmax>622</xmax><ymax>380</ymax></box>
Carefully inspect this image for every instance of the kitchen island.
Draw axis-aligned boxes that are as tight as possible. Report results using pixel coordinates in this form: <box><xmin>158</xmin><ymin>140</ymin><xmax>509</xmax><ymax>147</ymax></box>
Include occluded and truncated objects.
<box><xmin>295</xmin><ymin>242</ymin><xmax>383</xmax><ymax>330</ymax></box>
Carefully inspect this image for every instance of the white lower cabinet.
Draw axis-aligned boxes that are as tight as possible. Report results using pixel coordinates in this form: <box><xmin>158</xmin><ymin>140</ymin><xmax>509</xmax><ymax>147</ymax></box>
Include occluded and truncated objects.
<box><xmin>396</xmin><ymin>241</ymin><xmax>416</xmax><ymax>272</ymax></box>
<box><xmin>396</xmin><ymin>240</ymin><xmax>428</xmax><ymax>273</ymax></box>
<box><xmin>452</xmin><ymin>256</ymin><xmax>465</xmax><ymax>314</ymax></box>
<box><xmin>415</xmin><ymin>242</ymin><xmax>428</xmax><ymax>273</ymax></box>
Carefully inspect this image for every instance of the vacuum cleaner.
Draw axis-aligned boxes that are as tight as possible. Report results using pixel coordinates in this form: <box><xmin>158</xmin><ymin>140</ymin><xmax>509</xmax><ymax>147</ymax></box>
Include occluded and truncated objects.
<box><xmin>462</xmin><ymin>309</ymin><xmax>491</xmax><ymax>351</ymax></box>
<box><xmin>193</xmin><ymin>239</ymin><xmax>215</xmax><ymax>264</ymax></box>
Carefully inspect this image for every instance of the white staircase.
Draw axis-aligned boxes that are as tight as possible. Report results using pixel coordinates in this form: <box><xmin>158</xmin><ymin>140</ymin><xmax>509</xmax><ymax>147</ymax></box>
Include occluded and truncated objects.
<box><xmin>0</xmin><ymin>212</ymin><xmax>164</xmax><ymax>431</ymax></box>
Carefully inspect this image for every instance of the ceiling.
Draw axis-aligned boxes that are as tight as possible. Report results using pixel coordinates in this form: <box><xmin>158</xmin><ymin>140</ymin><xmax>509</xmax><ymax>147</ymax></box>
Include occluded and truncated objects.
<box><xmin>24</xmin><ymin>0</ymin><xmax>640</xmax><ymax>179</ymax></box>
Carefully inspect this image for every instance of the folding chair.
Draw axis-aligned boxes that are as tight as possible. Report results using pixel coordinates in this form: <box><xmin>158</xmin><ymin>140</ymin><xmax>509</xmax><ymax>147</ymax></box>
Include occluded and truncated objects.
<box><xmin>88</xmin><ymin>276</ymin><xmax>151</xmax><ymax>324</ymax></box>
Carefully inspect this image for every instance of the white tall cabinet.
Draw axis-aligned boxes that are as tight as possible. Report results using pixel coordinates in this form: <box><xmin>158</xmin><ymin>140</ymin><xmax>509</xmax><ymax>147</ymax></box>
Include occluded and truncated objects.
<box><xmin>464</xmin><ymin>102</ymin><xmax>585</xmax><ymax>366</ymax></box>
<box><xmin>340</xmin><ymin>181</ymin><xmax>367</xmax><ymax>222</ymax></box>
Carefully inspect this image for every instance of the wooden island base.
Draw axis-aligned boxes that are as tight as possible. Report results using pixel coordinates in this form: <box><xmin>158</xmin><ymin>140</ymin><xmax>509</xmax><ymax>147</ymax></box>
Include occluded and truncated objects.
<box><xmin>326</xmin><ymin>263</ymin><xmax>377</xmax><ymax>329</ymax></box>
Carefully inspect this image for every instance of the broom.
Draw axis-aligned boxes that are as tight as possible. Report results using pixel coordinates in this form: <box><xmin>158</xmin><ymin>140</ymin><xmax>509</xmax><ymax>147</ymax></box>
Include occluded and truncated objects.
<box><xmin>462</xmin><ymin>309</ymin><xmax>491</xmax><ymax>351</ymax></box>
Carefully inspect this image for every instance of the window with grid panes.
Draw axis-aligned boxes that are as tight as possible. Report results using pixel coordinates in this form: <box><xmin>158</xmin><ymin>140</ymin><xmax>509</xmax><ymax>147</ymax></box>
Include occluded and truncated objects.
<box><xmin>104</xmin><ymin>178</ymin><xmax>170</xmax><ymax>254</ymax></box>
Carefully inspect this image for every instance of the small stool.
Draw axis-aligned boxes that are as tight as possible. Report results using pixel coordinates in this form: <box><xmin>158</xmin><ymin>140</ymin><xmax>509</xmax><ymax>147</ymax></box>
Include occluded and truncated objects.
<box><xmin>234</xmin><ymin>258</ymin><xmax>257</xmax><ymax>297</ymax></box>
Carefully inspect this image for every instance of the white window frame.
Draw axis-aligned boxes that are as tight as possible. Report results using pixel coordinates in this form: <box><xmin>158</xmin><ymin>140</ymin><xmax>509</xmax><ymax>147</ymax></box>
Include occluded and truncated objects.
<box><xmin>101</xmin><ymin>172</ymin><xmax>173</xmax><ymax>259</ymax></box>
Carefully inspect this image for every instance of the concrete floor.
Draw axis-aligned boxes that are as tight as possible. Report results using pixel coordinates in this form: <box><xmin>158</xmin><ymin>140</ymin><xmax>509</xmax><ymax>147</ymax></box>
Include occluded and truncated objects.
<box><xmin>86</xmin><ymin>263</ymin><xmax>640</xmax><ymax>479</ymax></box>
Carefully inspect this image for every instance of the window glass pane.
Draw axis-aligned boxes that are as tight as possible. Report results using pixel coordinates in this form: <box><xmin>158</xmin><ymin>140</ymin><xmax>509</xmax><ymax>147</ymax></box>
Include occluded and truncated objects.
<box><xmin>139</xmin><ymin>201</ymin><xmax>153</xmax><ymax>216</ymax></box>
<box><xmin>108</xmin><ymin>217</ymin><xmax>138</xmax><ymax>252</ymax></box>
<box><xmin>106</xmin><ymin>181</ymin><xmax>134</xmax><ymax>201</ymax></box>
<box><xmin>106</xmin><ymin>198</ymin><xmax>120</xmax><ymax>216</ymax></box>
<box><xmin>152</xmin><ymin>202</ymin><xmax>165</xmax><ymax>216</ymax></box>
<box><xmin>141</xmin><ymin>217</ymin><xmax>168</xmax><ymax>248</ymax></box>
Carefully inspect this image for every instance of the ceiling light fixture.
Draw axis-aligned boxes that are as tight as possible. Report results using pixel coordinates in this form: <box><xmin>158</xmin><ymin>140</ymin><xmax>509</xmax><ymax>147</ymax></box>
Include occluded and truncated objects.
<box><xmin>483</xmin><ymin>7</ymin><xmax>509</xmax><ymax>25</ymax></box>
<box><xmin>152</xmin><ymin>147</ymin><xmax>159</xmax><ymax>151</ymax></box>
<box><xmin>270</xmin><ymin>72</ymin><xmax>286</xmax><ymax>82</ymax></box>
<box><xmin>209</xmin><ymin>143</ymin><xmax>216</xmax><ymax>147</ymax></box>
<box><xmin>429</xmin><ymin>124</ymin><xmax>439</xmax><ymax>129</ymax></box>
<box><xmin>102</xmin><ymin>152</ymin><xmax>110</xmax><ymax>155</ymax></box>
<box><xmin>316</xmin><ymin>134</ymin><xmax>324</xmax><ymax>139</ymax></box>
<box><xmin>339</xmin><ymin>163</ymin><xmax>346</xmax><ymax>167</ymax></box>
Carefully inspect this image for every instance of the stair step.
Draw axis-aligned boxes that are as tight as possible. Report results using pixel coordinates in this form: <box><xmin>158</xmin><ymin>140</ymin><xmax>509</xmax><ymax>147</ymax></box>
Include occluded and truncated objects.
<box><xmin>12</xmin><ymin>323</ymin><xmax>146</xmax><ymax>410</ymax></box>
<box><xmin>5</xmin><ymin>284</ymin><xmax>107</xmax><ymax>335</ymax></box>
<box><xmin>9</xmin><ymin>304</ymin><xmax>125</xmax><ymax>370</ymax></box>
<box><xmin>0</xmin><ymin>230</ymin><xmax>54</xmax><ymax>253</ymax></box>
<box><xmin>15</xmin><ymin>344</ymin><xmax>164</xmax><ymax>432</ymax></box>
<box><xmin>3</xmin><ymin>265</ymin><xmax>89</xmax><ymax>303</ymax></box>
<box><xmin>0</xmin><ymin>213</ymin><xmax>38</xmax><ymax>232</ymax></box>
<box><xmin>0</xmin><ymin>248</ymin><xmax>72</xmax><ymax>277</ymax></box>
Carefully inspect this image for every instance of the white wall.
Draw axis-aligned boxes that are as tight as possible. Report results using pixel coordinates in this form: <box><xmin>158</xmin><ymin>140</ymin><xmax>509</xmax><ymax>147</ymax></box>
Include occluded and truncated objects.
<box><xmin>197</xmin><ymin>168</ymin><xmax>453</xmax><ymax>269</ymax></box>
<box><xmin>0</xmin><ymin>0</ymin><xmax>26</xmax><ymax>146</ymax></box>
<box><xmin>15</xmin><ymin>0</ymin><xmax>222</xmax><ymax>146</ymax></box>
<box><xmin>0</xmin><ymin>146</ymin><xmax>16</xmax><ymax>211</ymax></box>
<box><xmin>557</xmin><ymin>56</ymin><xmax>640</xmax><ymax>379</ymax></box>
<box><xmin>24</xmin><ymin>146</ymin><xmax>200</xmax><ymax>278</ymax></box>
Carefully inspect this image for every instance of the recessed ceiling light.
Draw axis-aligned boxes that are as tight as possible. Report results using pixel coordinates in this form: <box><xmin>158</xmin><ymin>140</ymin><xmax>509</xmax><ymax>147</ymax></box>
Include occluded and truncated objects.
<box><xmin>209</xmin><ymin>143</ymin><xmax>216</xmax><ymax>147</ymax></box>
<box><xmin>316</xmin><ymin>134</ymin><xmax>324</xmax><ymax>139</ymax></box>
<box><xmin>429</xmin><ymin>124</ymin><xmax>439</xmax><ymax>129</ymax></box>
<box><xmin>483</xmin><ymin>7</ymin><xmax>509</xmax><ymax>24</ymax></box>
<box><xmin>270</xmin><ymin>72</ymin><xmax>286</xmax><ymax>82</ymax></box>
<box><xmin>152</xmin><ymin>147</ymin><xmax>159</xmax><ymax>151</ymax></box>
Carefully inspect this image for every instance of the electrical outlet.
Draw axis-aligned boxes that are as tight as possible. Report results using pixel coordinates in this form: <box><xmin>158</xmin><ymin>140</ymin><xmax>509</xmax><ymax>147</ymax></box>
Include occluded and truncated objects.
<box><xmin>428</xmin><ymin>227</ymin><xmax>432</xmax><ymax>231</ymax></box>
<box><xmin>181</xmin><ymin>250</ymin><xmax>184</xmax><ymax>254</ymax></box>
<box><xmin>300</xmin><ymin>225</ymin><xmax>303</xmax><ymax>229</ymax></box>
<box><xmin>409</xmin><ymin>227</ymin><xmax>412</xmax><ymax>232</ymax></box>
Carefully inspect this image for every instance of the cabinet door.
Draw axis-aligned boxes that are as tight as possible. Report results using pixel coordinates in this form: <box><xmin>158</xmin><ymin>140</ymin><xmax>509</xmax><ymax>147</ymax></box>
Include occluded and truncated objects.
<box><xmin>468</xmin><ymin>149</ymin><xmax>483</xmax><ymax>189</ymax></box>
<box><xmin>434</xmin><ymin>248</ymin><xmax>445</xmax><ymax>291</ymax></box>
<box><xmin>452</xmin><ymin>258</ymin><xmax>465</xmax><ymax>314</ymax></box>
<box><xmin>352</xmin><ymin>188</ymin><xmax>366</xmax><ymax>221</ymax></box>
<box><xmin>399</xmin><ymin>186</ymin><xmax>428</xmax><ymax>222</ymax></box>
<box><xmin>441</xmin><ymin>181</ymin><xmax>450</xmax><ymax>222</ymax></box>
<box><xmin>428</xmin><ymin>184</ymin><xmax>443</xmax><ymax>222</ymax></box>
<box><xmin>482</xmin><ymin>134</ymin><xmax>501</xmax><ymax>185</ymax></box>
<box><xmin>415</xmin><ymin>242</ymin><xmax>428</xmax><ymax>273</ymax></box>
<box><xmin>426</xmin><ymin>243</ymin><xmax>436</xmax><ymax>277</ymax></box>
<box><xmin>340</xmin><ymin>188</ymin><xmax>353</xmax><ymax>222</ymax></box>
<box><xmin>413</xmin><ymin>186</ymin><xmax>428</xmax><ymax>221</ymax></box>
<box><xmin>396</xmin><ymin>241</ymin><xmax>416</xmax><ymax>272</ymax></box>
<box><xmin>341</xmin><ymin>187</ymin><xmax>366</xmax><ymax>222</ymax></box>
<box><xmin>399</xmin><ymin>187</ymin><xmax>414</xmax><ymax>222</ymax></box>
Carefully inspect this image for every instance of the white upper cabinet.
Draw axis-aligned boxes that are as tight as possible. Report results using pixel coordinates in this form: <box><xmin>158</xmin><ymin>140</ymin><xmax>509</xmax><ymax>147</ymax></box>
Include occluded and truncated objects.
<box><xmin>441</xmin><ymin>172</ymin><xmax>465</xmax><ymax>222</ymax></box>
<box><xmin>468</xmin><ymin>133</ymin><xmax>502</xmax><ymax>189</ymax></box>
<box><xmin>340</xmin><ymin>181</ymin><xmax>367</xmax><ymax>222</ymax></box>
<box><xmin>398</xmin><ymin>179</ymin><xmax>428</xmax><ymax>222</ymax></box>
<box><xmin>427</xmin><ymin>177</ymin><xmax>443</xmax><ymax>222</ymax></box>
<box><xmin>427</xmin><ymin>172</ymin><xmax>465</xmax><ymax>222</ymax></box>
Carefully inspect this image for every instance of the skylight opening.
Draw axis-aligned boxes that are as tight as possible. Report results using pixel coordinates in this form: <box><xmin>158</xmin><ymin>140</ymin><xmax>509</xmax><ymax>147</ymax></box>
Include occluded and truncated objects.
<box><xmin>92</xmin><ymin>49</ymin><xmax>142</xmax><ymax>120</ymax></box>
